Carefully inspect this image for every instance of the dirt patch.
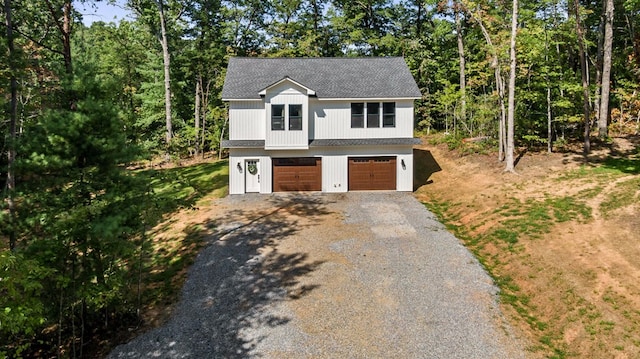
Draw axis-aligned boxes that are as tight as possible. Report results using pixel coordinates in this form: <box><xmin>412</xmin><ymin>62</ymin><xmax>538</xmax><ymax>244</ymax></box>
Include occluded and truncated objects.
<box><xmin>414</xmin><ymin>137</ymin><xmax>640</xmax><ymax>358</ymax></box>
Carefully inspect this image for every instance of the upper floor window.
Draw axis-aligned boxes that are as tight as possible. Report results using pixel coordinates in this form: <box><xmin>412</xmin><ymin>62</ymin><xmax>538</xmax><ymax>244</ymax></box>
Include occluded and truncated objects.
<box><xmin>367</xmin><ymin>103</ymin><xmax>380</xmax><ymax>128</ymax></box>
<box><xmin>351</xmin><ymin>103</ymin><xmax>364</xmax><ymax>128</ymax></box>
<box><xmin>383</xmin><ymin>102</ymin><xmax>396</xmax><ymax>128</ymax></box>
<box><xmin>289</xmin><ymin>104</ymin><xmax>302</xmax><ymax>131</ymax></box>
<box><xmin>271</xmin><ymin>104</ymin><xmax>285</xmax><ymax>131</ymax></box>
<box><xmin>351</xmin><ymin>102</ymin><xmax>396</xmax><ymax>128</ymax></box>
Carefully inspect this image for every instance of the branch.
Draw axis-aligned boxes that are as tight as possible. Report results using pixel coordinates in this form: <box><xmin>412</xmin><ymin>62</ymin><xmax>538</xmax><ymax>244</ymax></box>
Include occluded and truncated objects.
<box><xmin>43</xmin><ymin>0</ymin><xmax>65</xmax><ymax>36</ymax></box>
<box><xmin>13</xmin><ymin>27</ymin><xmax>65</xmax><ymax>57</ymax></box>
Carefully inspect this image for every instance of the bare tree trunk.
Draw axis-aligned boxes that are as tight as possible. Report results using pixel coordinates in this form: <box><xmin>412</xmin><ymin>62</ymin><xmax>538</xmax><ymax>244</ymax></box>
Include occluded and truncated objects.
<box><xmin>194</xmin><ymin>76</ymin><xmax>201</xmax><ymax>157</ymax></box>
<box><xmin>218</xmin><ymin>113</ymin><xmax>228</xmax><ymax>161</ymax></box>
<box><xmin>547</xmin><ymin>84</ymin><xmax>552</xmax><ymax>153</ymax></box>
<box><xmin>466</xmin><ymin>8</ymin><xmax>506</xmax><ymax>161</ymax></box>
<box><xmin>594</xmin><ymin>2</ymin><xmax>604</xmax><ymax>125</ymax></box>
<box><xmin>4</xmin><ymin>0</ymin><xmax>17</xmax><ymax>250</ymax></box>
<box><xmin>61</xmin><ymin>0</ymin><xmax>73</xmax><ymax>76</ymax></box>
<box><xmin>157</xmin><ymin>0</ymin><xmax>173</xmax><ymax>149</ymax></box>
<box><xmin>574</xmin><ymin>0</ymin><xmax>591</xmax><ymax>154</ymax></box>
<box><xmin>598</xmin><ymin>0</ymin><xmax>614</xmax><ymax>139</ymax></box>
<box><xmin>201</xmin><ymin>80</ymin><xmax>211</xmax><ymax>159</ymax></box>
<box><xmin>544</xmin><ymin>23</ymin><xmax>553</xmax><ymax>153</ymax></box>
<box><xmin>505</xmin><ymin>0</ymin><xmax>518</xmax><ymax>172</ymax></box>
<box><xmin>456</xmin><ymin>6</ymin><xmax>466</xmax><ymax>124</ymax></box>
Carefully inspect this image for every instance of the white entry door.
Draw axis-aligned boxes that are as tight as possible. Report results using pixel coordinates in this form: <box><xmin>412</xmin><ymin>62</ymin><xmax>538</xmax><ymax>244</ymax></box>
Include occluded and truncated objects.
<box><xmin>245</xmin><ymin>160</ymin><xmax>260</xmax><ymax>193</ymax></box>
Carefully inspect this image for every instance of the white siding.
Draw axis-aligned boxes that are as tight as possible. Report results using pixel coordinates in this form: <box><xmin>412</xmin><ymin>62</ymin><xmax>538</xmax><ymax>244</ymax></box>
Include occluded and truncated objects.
<box><xmin>229</xmin><ymin>101</ymin><xmax>264</xmax><ymax>140</ymax></box>
<box><xmin>322</xmin><ymin>155</ymin><xmax>348</xmax><ymax>192</ymax></box>
<box><xmin>228</xmin><ymin>150</ymin><xmax>273</xmax><ymax>194</ymax></box>
<box><xmin>311</xmin><ymin>99</ymin><xmax>414</xmax><ymax>140</ymax></box>
<box><xmin>265</xmin><ymin>82</ymin><xmax>309</xmax><ymax>149</ymax></box>
<box><xmin>228</xmin><ymin>146</ymin><xmax>413</xmax><ymax>193</ymax></box>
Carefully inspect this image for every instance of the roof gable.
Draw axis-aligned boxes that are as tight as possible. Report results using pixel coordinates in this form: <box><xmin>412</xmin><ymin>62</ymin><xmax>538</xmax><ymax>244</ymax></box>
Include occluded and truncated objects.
<box><xmin>222</xmin><ymin>57</ymin><xmax>422</xmax><ymax>100</ymax></box>
<box><xmin>258</xmin><ymin>77</ymin><xmax>316</xmax><ymax>96</ymax></box>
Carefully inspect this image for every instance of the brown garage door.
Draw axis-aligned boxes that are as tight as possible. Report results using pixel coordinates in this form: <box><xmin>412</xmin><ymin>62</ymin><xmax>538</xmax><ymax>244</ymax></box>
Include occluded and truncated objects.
<box><xmin>273</xmin><ymin>157</ymin><xmax>322</xmax><ymax>192</ymax></box>
<box><xmin>349</xmin><ymin>157</ymin><xmax>396</xmax><ymax>191</ymax></box>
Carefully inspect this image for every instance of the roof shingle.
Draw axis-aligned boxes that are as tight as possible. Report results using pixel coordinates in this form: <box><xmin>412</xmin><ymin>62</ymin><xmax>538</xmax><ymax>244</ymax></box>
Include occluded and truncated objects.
<box><xmin>222</xmin><ymin>57</ymin><xmax>422</xmax><ymax>100</ymax></box>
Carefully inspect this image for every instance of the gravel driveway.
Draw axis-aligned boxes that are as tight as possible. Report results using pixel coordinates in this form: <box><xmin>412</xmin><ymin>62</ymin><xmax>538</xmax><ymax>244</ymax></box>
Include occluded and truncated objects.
<box><xmin>109</xmin><ymin>192</ymin><xmax>527</xmax><ymax>358</ymax></box>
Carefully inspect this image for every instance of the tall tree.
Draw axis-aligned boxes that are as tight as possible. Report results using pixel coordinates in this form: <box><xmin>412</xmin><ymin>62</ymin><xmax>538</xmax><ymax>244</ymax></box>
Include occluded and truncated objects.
<box><xmin>598</xmin><ymin>0</ymin><xmax>614</xmax><ymax>138</ymax></box>
<box><xmin>455</xmin><ymin>3</ymin><xmax>466</xmax><ymax>125</ymax></box>
<box><xmin>4</xmin><ymin>0</ymin><xmax>18</xmax><ymax>250</ymax></box>
<box><xmin>129</xmin><ymin>0</ymin><xmax>178</xmax><ymax>154</ymax></box>
<box><xmin>505</xmin><ymin>0</ymin><xmax>518</xmax><ymax>172</ymax></box>
<box><xmin>573</xmin><ymin>0</ymin><xmax>591</xmax><ymax>154</ymax></box>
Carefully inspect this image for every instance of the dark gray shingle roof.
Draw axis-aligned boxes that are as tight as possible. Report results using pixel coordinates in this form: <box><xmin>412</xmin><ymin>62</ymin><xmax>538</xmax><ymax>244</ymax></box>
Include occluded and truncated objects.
<box><xmin>222</xmin><ymin>138</ymin><xmax>421</xmax><ymax>148</ymax></box>
<box><xmin>221</xmin><ymin>140</ymin><xmax>265</xmax><ymax>148</ymax></box>
<box><xmin>222</xmin><ymin>57</ymin><xmax>422</xmax><ymax>100</ymax></box>
<box><xmin>309</xmin><ymin>138</ymin><xmax>421</xmax><ymax>146</ymax></box>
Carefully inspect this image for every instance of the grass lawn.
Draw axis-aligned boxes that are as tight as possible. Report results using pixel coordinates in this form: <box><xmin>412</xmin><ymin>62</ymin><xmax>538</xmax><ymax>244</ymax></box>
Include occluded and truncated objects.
<box><xmin>122</xmin><ymin>160</ymin><xmax>229</xmax><ymax>337</ymax></box>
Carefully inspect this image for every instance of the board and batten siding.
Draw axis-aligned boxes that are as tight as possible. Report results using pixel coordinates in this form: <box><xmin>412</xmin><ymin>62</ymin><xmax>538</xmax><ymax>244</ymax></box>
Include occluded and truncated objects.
<box><xmin>229</xmin><ymin>101</ymin><xmax>264</xmax><ymax>140</ymax></box>
<box><xmin>265</xmin><ymin>82</ymin><xmax>309</xmax><ymax>149</ymax></box>
<box><xmin>227</xmin><ymin>146</ymin><xmax>413</xmax><ymax>194</ymax></box>
<box><xmin>310</xmin><ymin>99</ymin><xmax>414</xmax><ymax>140</ymax></box>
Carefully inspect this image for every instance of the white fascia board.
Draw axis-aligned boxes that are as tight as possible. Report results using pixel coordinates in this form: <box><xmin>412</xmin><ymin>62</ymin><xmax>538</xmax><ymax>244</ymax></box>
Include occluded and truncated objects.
<box><xmin>222</xmin><ymin>98</ymin><xmax>263</xmax><ymax>102</ymax></box>
<box><xmin>316</xmin><ymin>97</ymin><xmax>421</xmax><ymax>101</ymax></box>
<box><xmin>258</xmin><ymin>77</ymin><xmax>316</xmax><ymax>96</ymax></box>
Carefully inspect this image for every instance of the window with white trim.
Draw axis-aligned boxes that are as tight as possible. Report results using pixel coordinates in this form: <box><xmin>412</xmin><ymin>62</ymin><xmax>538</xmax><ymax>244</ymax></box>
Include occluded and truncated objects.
<box><xmin>351</xmin><ymin>102</ymin><xmax>396</xmax><ymax>128</ymax></box>
<box><xmin>351</xmin><ymin>103</ymin><xmax>364</xmax><ymax>128</ymax></box>
<box><xmin>271</xmin><ymin>104</ymin><xmax>303</xmax><ymax>131</ymax></box>
<box><xmin>367</xmin><ymin>103</ymin><xmax>380</xmax><ymax>128</ymax></box>
<box><xmin>289</xmin><ymin>104</ymin><xmax>302</xmax><ymax>131</ymax></box>
<box><xmin>383</xmin><ymin>102</ymin><xmax>396</xmax><ymax>127</ymax></box>
<box><xmin>271</xmin><ymin>104</ymin><xmax>285</xmax><ymax>131</ymax></box>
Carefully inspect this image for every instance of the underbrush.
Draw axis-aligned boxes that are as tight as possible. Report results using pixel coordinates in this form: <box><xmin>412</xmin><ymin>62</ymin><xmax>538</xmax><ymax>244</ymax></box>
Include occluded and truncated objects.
<box><xmin>1</xmin><ymin>160</ymin><xmax>229</xmax><ymax>358</ymax></box>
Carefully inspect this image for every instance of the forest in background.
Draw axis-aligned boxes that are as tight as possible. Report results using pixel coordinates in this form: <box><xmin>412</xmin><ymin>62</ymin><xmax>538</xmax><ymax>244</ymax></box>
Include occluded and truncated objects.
<box><xmin>1</xmin><ymin>0</ymin><xmax>639</xmax><ymax>357</ymax></box>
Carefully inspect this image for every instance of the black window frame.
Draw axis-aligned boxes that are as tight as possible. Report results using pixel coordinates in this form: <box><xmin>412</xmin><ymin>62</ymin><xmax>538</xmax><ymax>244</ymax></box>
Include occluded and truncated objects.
<box><xmin>382</xmin><ymin>102</ymin><xmax>396</xmax><ymax>128</ymax></box>
<box><xmin>271</xmin><ymin>104</ymin><xmax>285</xmax><ymax>131</ymax></box>
<box><xmin>367</xmin><ymin>103</ymin><xmax>380</xmax><ymax>128</ymax></box>
<box><xmin>351</xmin><ymin>103</ymin><xmax>365</xmax><ymax>128</ymax></box>
<box><xmin>288</xmin><ymin>104</ymin><xmax>303</xmax><ymax>131</ymax></box>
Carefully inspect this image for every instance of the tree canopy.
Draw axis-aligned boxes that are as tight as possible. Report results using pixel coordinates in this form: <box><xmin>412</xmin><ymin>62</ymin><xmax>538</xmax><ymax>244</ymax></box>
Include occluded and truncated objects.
<box><xmin>2</xmin><ymin>0</ymin><xmax>639</xmax><ymax>356</ymax></box>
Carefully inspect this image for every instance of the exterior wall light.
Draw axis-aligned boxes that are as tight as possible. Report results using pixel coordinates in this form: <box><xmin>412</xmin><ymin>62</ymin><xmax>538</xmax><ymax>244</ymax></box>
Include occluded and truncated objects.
<box><xmin>401</xmin><ymin>159</ymin><xmax>406</xmax><ymax>170</ymax></box>
<box><xmin>237</xmin><ymin>162</ymin><xmax>243</xmax><ymax>173</ymax></box>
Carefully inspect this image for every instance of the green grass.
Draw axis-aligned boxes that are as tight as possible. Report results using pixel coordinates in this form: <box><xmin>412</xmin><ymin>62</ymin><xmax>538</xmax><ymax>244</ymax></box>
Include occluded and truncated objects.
<box><xmin>132</xmin><ymin>160</ymin><xmax>229</xmax><ymax>308</ymax></box>
<box><xmin>422</xmin><ymin>191</ymin><xmax>594</xmax><ymax>357</ymax></box>
<box><xmin>599</xmin><ymin>176</ymin><xmax>640</xmax><ymax>217</ymax></box>
<box><xmin>136</xmin><ymin>160</ymin><xmax>229</xmax><ymax>219</ymax></box>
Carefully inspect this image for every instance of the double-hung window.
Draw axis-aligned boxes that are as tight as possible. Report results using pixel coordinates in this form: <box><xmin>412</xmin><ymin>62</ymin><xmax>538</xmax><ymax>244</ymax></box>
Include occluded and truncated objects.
<box><xmin>351</xmin><ymin>103</ymin><xmax>365</xmax><ymax>128</ymax></box>
<box><xmin>351</xmin><ymin>102</ymin><xmax>396</xmax><ymax>128</ymax></box>
<box><xmin>272</xmin><ymin>104</ymin><xmax>303</xmax><ymax>131</ymax></box>
<box><xmin>271</xmin><ymin>104</ymin><xmax>285</xmax><ymax>131</ymax></box>
<box><xmin>367</xmin><ymin>103</ymin><xmax>380</xmax><ymax>128</ymax></box>
<box><xmin>289</xmin><ymin>104</ymin><xmax>302</xmax><ymax>131</ymax></box>
<box><xmin>383</xmin><ymin>102</ymin><xmax>395</xmax><ymax>127</ymax></box>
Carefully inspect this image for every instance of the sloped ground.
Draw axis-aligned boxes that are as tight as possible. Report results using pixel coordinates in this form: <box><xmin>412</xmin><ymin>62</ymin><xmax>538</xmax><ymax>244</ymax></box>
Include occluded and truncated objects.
<box><xmin>414</xmin><ymin>136</ymin><xmax>640</xmax><ymax>358</ymax></box>
<box><xmin>110</xmin><ymin>192</ymin><xmax>526</xmax><ymax>358</ymax></box>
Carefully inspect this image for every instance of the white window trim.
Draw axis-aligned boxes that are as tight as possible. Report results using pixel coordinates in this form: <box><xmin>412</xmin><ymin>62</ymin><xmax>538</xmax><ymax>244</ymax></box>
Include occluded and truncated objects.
<box><xmin>351</xmin><ymin>101</ymin><xmax>396</xmax><ymax>129</ymax></box>
<box><xmin>271</xmin><ymin>103</ymin><xmax>304</xmax><ymax>131</ymax></box>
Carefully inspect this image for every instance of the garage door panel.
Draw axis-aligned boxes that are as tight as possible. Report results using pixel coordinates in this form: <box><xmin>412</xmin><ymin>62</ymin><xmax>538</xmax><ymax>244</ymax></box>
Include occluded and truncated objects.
<box><xmin>273</xmin><ymin>158</ymin><xmax>321</xmax><ymax>192</ymax></box>
<box><xmin>349</xmin><ymin>157</ymin><xmax>396</xmax><ymax>191</ymax></box>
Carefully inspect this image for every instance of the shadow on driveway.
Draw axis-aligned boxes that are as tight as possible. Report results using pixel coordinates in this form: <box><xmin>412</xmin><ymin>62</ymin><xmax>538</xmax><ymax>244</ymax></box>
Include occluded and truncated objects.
<box><xmin>110</xmin><ymin>195</ymin><xmax>330</xmax><ymax>358</ymax></box>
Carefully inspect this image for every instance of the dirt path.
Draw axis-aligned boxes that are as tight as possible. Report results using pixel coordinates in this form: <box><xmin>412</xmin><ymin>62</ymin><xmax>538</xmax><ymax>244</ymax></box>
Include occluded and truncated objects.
<box><xmin>414</xmin><ymin>138</ymin><xmax>640</xmax><ymax>358</ymax></box>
